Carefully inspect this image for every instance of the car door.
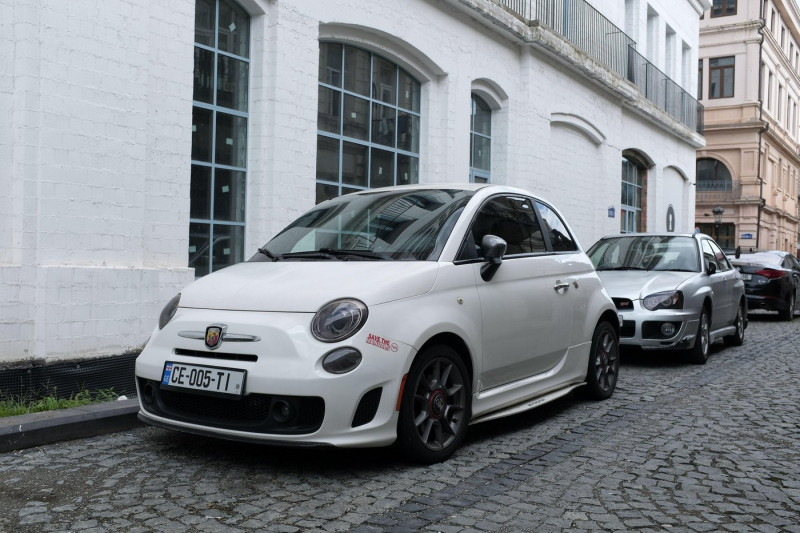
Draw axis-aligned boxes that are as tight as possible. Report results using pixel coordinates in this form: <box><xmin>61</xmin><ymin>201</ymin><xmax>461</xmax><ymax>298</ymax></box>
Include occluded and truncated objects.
<box><xmin>460</xmin><ymin>194</ymin><xmax>573</xmax><ymax>391</ymax></box>
<box><xmin>701</xmin><ymin>238</ymin><xmax>735</xmax><ymax>328</ymax></box>
<box><xmin>782</xmin><ymin>255</ymin><xmax>800</xmax><ymax>310</ymax></box>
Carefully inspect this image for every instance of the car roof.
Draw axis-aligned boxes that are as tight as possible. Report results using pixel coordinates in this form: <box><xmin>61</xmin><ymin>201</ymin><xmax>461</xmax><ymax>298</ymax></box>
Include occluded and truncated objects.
<box><xmin>595</xmin><ymin>232</ymin><xmax>708</xmax><ymax>240</ymax></box>
<box><xmin>344</xmin><ymin>183</ymin><xmax>561</xmax><ymax>207</ymax></box>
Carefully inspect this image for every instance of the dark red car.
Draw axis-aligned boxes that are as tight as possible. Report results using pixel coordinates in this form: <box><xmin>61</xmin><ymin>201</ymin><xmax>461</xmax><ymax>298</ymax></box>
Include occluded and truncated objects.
<box><xmin>731</xmin><ymin>251</ymin><xmax>800</xmax><ymax>320</ymax></box>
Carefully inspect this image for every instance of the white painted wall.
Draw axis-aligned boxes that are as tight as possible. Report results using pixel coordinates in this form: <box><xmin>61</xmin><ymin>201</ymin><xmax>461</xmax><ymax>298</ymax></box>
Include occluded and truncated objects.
<box><xmin>1</xmin><ymin>0</ymin><xmax>705</xmax><ymax>364</ymax></box>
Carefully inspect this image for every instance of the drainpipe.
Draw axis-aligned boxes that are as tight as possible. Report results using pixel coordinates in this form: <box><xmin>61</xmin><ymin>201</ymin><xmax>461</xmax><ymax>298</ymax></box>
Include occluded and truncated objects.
<box><xmin>755</xmin><ymin>3</ymin><xmax>766</xmax><ymax>250</ymax></box>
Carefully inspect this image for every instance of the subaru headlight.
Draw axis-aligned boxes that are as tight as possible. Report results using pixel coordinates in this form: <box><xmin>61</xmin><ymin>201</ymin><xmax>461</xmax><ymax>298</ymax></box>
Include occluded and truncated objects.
<box><xmin>642</xmin><ymin>291</ymin><xmax>683</xmax><ymax>311</ymax></box>
<box><xmin>311</xmin><ymin>299</ymin><xmax>368</xmax><ymax>343</ymax></box>
<box><xmin>158</xmin><ymin>293</ymin><xmax>181</xmax><ymax>329</ymax></box>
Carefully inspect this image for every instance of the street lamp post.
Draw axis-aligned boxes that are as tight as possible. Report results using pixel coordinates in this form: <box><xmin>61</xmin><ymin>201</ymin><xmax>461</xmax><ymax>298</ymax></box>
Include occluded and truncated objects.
<box><xmin>712</xmin><ymin>205</ymin><xmax>725</xmax><ymax>243</ymax></box>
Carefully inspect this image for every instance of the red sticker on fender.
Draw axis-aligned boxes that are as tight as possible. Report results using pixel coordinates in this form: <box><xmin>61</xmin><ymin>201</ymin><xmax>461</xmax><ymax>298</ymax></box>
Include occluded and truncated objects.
<box><xmin>367</xmin><ymin>333</ymin><xmax>392</xmax><ymax>351</ymax></box>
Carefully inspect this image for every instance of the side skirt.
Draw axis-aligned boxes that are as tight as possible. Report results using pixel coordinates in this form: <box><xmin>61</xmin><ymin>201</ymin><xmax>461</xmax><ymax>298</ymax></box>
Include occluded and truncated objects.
<box><xmin>468</xmin><ymin>383</ymin><xmax>584</xmax><ymax>425</ymax></box>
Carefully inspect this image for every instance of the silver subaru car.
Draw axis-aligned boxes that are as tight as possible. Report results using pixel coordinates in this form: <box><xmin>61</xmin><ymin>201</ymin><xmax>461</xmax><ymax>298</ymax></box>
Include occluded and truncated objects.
<box><xmin>587</xmin><ymin>233</ymin><xmax>746</xmax><ymax>364</ymax></box>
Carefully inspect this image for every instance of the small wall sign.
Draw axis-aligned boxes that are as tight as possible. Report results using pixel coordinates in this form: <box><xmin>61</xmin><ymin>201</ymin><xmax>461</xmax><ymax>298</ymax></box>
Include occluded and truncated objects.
<box><xmin>608</xmin><ymin>206</ymin><xmax>615</xmax><ymax>218</ymax></box>
<box><xmin>740</xmin><ymin>233</ymin><xmax>753</xmax><ymax>239</ymax></box>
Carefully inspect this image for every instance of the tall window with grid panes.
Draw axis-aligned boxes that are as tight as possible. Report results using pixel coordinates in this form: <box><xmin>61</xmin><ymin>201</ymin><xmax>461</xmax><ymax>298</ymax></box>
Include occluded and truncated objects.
<box><xmin>316</xmin><ymin>43</ymin><xmax>421</xmax><ymax>203</ymax></box>
<box><xmin>190</xmin><ymin>0</ymin><xmax>250</xmax><ymax>276</ymax></box>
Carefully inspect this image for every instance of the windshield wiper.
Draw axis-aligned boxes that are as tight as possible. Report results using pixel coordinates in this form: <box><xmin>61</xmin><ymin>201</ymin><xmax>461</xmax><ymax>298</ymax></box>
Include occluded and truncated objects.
<box><xmin>279</xmin><ymin>250</ymin><xmax>339</xmax><ymax>260</ymax></box>
<box><xmin>599</xmin><ymin>266</ymin><xmax>648</xmax><ymax>271</ymax></box>
<box><xmin>319</xmin><ymin>248</ymin><xmax>389</xmax><ymax>260</ymax></box>
<box><xmin>257</xmin><ymin>247</ymin><xmax>279</xmax><ymax>261</ymax></box>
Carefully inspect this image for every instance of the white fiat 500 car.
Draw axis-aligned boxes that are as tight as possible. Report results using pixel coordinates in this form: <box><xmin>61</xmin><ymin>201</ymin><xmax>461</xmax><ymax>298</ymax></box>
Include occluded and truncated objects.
<box><xmin>136</xmin><ymin>184</ymin><xmax>621</xmax><ymax>463</ymax></box>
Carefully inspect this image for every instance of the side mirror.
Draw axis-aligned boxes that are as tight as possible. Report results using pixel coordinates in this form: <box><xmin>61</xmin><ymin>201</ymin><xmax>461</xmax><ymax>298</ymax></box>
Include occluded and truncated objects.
<box><xmin>706</xmin><ymin>261</ymin><xmax>717</xmax><ymax>276</ymax></box>
<box><xmin>480</xmin><ymin>234</ymin><xmax>506</xmax><ymax>281</ymax></box>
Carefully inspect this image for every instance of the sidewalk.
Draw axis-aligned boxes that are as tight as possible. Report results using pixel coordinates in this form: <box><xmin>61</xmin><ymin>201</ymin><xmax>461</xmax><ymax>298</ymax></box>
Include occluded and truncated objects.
<box><xmin>0</xmin><ymin>399</ymin><xmax>141</xmax><ymax>453</ymax></box>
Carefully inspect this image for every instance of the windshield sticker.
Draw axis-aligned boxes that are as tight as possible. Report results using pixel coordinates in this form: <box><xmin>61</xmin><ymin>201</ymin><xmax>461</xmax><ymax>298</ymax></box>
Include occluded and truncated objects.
<box><xmin>367</xmin><ymin>333</ymin><xmax>398</xmax><ymax>352</ymax></box>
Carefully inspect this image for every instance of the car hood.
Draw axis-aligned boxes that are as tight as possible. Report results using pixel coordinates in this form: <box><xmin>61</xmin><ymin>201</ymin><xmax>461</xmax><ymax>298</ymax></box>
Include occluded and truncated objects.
<box><xmin>596</xmin><ymin>270</ymin><xmax>697</xmax><ymax>300</ymax></box>
<box><xmin>179</xmin><ymin>261</ymin><xmax>440</xmax><ymax>312</ymax></box>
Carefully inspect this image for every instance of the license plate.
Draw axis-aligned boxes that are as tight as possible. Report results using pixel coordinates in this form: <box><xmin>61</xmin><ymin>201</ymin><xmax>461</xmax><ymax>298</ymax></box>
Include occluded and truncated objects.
<box><xmin>741</xmin><ymin>273</ymin><xmax>752</xmax><ymax>281</ymax></box>
<box><xmin>161</xmin><ymin>362</ymin><xmax>246</xmax><ymax>398</ymax></box>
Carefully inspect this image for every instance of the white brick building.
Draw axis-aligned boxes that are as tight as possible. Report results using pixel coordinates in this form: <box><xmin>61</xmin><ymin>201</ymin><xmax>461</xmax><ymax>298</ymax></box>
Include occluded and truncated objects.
<box><xmin>0</xmin><ymin>0</ymin><xmax>708</xmax><ymax>367</ymax></box>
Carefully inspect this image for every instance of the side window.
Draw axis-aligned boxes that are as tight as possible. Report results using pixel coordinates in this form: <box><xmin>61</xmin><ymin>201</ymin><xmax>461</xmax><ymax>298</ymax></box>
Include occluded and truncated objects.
<box><xmin>465</xmin><ymin>196</ymin><xmax>545</xmax><ymax>258</ymax></box>
<box><xmin>709</xmin><ymin>240</ymin><xmax>731</xmax><ymax>270</ymax></box>
<box><xmin>702</xmin><ymin>239</ymin><xmax>731</xmax><ymax>271</ymax></box>
<box><xmin>701</xmin><ymin>239</ymin><xmax>718</xmax><ymax>270</ymax></box>
<box><xmin>535</xmin><ymin>201</ymin><xmax>578</xmax><ymax>252</ymax></box>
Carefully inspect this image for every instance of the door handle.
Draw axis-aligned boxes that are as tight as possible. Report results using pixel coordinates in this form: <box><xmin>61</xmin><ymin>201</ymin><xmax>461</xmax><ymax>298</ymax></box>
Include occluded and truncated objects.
<box><xmin>554</xmin><ymin>281</ymin><xmax>570</xmax><ymax>293</ymax></box>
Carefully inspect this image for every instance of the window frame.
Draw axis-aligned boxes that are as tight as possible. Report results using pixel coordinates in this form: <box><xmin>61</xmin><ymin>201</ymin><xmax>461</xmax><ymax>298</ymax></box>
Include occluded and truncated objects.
<box><xmin>470</xmin><ymin>93</ymin><xmax>492</xmax><ymax>184</ymax></box>
<box><xmin>710</xmin><ymin>0</ymin><xmax>737</xmax><ymax>18</ymax></box>
<box><xmin>316</xmin><ymin>42</ymin><xmax>422</xmax><ymax>204</ymax></box>
<box><xmin>189</xmin><ymin>0</ymin><xmax>251</xmax><ymax>277</ymax></box>
<box><xmin>708</xmin><ymin>56</ymin><xmax>735</xmax><ymax>99</ymax></box>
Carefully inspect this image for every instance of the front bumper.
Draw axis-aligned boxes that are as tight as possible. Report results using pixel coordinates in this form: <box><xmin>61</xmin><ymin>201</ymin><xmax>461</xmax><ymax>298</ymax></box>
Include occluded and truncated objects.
<box><xmin>135</xmin><ymin>307</ymin><xmax>414</xmax><ymax>448</ymax></box>
<box><xmin>616</xmin><ymin>302</ymin><xmax>701</xmax><ymax>350</ymax></box>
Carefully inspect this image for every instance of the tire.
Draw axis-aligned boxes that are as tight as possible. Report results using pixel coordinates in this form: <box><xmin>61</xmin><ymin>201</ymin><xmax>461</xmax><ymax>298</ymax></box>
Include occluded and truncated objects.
<box><xmin>577</xmin><ymin>321</ymin><xmax>619</xmax><ymax>401</ymax></box>
<box><xmin>778</xmin><ymin>292</ymin><xmax>795</xmax><ymax>321</ymax></box>
<box><xmin>397</xmin><ymin>345</ymin><xmax>470</xmax><ymax>464</ymax></box>
<box><xmin>723</xmin><ymin>301</ymin><xmax>745</xmax><ymax>347</ymax></box>
<box><xmin>688</xmin><ymin>308</ymin><xmax>710</xmax><ymax>364</ymax></box>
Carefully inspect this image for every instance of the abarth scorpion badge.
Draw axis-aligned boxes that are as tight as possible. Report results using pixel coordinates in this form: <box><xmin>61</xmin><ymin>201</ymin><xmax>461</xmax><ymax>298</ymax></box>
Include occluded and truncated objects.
<box><xmin>205</xmin><ymin>324</ymin><xmax>227</xmax><ymax>350</ymax></box>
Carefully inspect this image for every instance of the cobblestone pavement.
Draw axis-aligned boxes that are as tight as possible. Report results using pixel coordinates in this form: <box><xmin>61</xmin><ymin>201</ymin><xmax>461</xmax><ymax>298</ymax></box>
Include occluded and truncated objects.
<box><xmin>1</xmin><ymin>313</ymin><xmax>799</xmax><ymax>532</ymax></box>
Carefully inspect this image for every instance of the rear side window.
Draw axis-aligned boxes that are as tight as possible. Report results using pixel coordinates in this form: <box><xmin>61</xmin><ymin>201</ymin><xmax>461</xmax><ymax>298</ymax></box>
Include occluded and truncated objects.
<box><xmin>535</xmin><ymin>201</ymin><xmax>578</xmax><ymax>252</ymax></box>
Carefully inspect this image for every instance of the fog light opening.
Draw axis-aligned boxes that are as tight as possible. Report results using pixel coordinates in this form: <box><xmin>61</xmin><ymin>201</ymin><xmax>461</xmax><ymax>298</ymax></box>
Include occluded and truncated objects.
<box><xmin>143</xmin><ymin>382</ymin><xmax>155</xmax><ymax>405</ymax></box>
<box><xmin>661</xmin><ymin>323</ymin><xmax>676</xmax><ymax>337</ymax></box>
<box><xmin>271</xmin><ymin>400</ymin><xmax>294</xmax><ymax>423</ymax></box>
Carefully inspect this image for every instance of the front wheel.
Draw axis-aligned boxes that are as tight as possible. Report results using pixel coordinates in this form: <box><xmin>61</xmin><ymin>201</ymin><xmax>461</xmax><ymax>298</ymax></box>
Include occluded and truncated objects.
<box><xmin>397</xmin><ymin>345</ymin><xmax>470</xmax><ymax>464</ymax></box>
<box><xmin>688</xmin><ymin>309</ymin><xmax>710</xmax><ymax>364</ymax></box>
<box><xmin>577</xmin><ymin>321</ymin><xmax>619</xmax><ymax>400</ymax></box>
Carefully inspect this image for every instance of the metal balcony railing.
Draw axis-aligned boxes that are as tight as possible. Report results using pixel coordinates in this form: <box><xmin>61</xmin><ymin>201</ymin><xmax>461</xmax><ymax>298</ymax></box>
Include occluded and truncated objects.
<box><xmin>496</xmin><ymin>0</ymin><xmax>704</xmax><ymax>134</ymax></box>
<box><xmin>695</xmin><ymin>179</ymin><xmax>742</xmax><ymax>202</ymax></box>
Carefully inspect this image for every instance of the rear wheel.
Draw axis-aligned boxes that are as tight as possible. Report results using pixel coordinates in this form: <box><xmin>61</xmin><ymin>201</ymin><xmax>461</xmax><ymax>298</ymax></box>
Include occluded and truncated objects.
<box><xmin>397</xmin><ymin>345</ymin><xmax>470</xmax><ymax>464</ymax></box>
<box><xmin>778</xmin><ymin>292</ymin><xmax>795</xmax><ymax>321</ymax></box>
<box><xmin>577</xmin><ymin>321</ymin><xmax>619</xmax><ymax>400</ymax></box>
<box><xmin>688</xmin><ymin>308</ymin><xmax>710</xmax><ymax>364</ymax></box>
<box><xmin>723</xmin><ymin>301</ymin><xmax>745</xmax><ymax>347</ymax></box>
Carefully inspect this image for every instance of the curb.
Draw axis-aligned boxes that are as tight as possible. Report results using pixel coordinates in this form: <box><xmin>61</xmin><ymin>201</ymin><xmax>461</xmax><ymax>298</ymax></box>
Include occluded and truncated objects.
<box><xmin>0</xmin><ymin>399</ymin><xmax>142</xmax><ymax>453</ymax></box>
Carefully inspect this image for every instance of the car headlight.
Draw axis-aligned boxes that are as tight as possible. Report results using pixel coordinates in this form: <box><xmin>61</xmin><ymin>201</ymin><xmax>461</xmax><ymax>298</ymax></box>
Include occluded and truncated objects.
<box><xmin>642</xmin><ymin>291</ymin><xmax>683</xmax><ymax>311</ymax></box>
<box><xmin>311</xmin><ymin>299</ymin><xmax>368</xmax><ymax>342</ymax></box>
<box><xmin>158</xmin><ymin>293</ymin><xmax>181</xmax><ymax>329</ymax></box>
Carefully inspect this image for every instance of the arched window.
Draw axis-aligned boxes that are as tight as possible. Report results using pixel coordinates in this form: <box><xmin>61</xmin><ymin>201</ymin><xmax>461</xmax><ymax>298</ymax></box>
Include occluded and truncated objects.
<box><xmin>621</xmin><ymin>154</ymin><xmax>647</xmax><ymax>233</ymax></box>
<box><xmin>470</xmin><ymin>94</ymin><xmax>491</xmax><ymax>183</ymax></box>
<box><xmin>696</xmin><ymin>158</ymin><xmax>732</xmax><ymax>191</ymax></box>
<box><xmin>316</xmin><ymin>43</ymin><xmax>421</xmax><ymax>203</ymax></box>
<box><xmin>190</xmin><ymin>0</ymin><xmax>250</xmax><ymax>276</ymax></box>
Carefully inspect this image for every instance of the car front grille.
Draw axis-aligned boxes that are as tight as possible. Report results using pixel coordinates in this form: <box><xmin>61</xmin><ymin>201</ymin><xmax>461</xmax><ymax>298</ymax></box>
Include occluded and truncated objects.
<box><xmin>138</xmin><ymin>378</ymin><xmax>324</xmax><ymax>435</ymax></box>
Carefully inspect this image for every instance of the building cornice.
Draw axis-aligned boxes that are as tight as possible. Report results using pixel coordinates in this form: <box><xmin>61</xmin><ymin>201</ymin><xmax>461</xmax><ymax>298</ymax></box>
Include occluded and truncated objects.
<box><xmin>690</xmin><ymin>0</ymin><xmax>713</xmax><ymax>16</ymax></box>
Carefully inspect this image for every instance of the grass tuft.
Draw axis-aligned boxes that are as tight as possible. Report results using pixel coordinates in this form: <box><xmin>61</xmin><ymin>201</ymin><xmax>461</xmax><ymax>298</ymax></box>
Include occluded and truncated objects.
<box><xmin>0</xmin><ymin>388</ymin><xmax>119</xmax><ymax>418</ymax></box>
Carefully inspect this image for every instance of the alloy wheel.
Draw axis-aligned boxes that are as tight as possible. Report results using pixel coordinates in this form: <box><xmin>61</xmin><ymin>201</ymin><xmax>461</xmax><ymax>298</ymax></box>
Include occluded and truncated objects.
<box><xmin>411</xmin><ymin>357</ymin><xmax>467</xmax><ymax>452</ymax></box>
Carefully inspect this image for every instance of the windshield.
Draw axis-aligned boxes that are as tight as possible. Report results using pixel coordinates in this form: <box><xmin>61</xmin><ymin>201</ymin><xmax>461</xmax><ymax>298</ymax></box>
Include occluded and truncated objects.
<box><xmin>252</xmin><ymin>189</ymin><xmax>474</xmax><ymax>261</ymax></box>
<box><xmin>588</xmin><ymin>235</ymin><xmax>699</xmax><ymax>272</ymax></box>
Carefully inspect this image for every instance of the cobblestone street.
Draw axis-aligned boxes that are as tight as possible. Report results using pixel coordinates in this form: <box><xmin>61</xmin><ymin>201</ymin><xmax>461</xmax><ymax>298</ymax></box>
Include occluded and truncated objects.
<box><xmin>1</xmin><ymin>313</ymin><xmax>799</xmax><ymax>532</ymax></box>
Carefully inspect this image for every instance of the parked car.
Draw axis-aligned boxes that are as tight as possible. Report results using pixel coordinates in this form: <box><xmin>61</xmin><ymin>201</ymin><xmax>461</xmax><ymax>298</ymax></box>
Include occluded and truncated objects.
<box><xmin>136</xmin><ymin>184</ymin><xmax>621</xmax><ymax>463</ymax></box>
<box><xmin>587</xmin><ymin>233</ymin><xmax>746</xmax><ymax>364</ymax></box>
<box><xmin>730</xmin><ymin>250</ymin><xmax>800</xmax><ymax>320</ymax></box>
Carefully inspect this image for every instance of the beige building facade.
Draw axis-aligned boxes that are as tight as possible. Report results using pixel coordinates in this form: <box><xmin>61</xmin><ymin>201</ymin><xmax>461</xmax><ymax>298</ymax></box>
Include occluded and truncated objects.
<box><xmin>697</xmin><ymin>0</ymin><xmax>800</xmax><ymax>252</ymax></box>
